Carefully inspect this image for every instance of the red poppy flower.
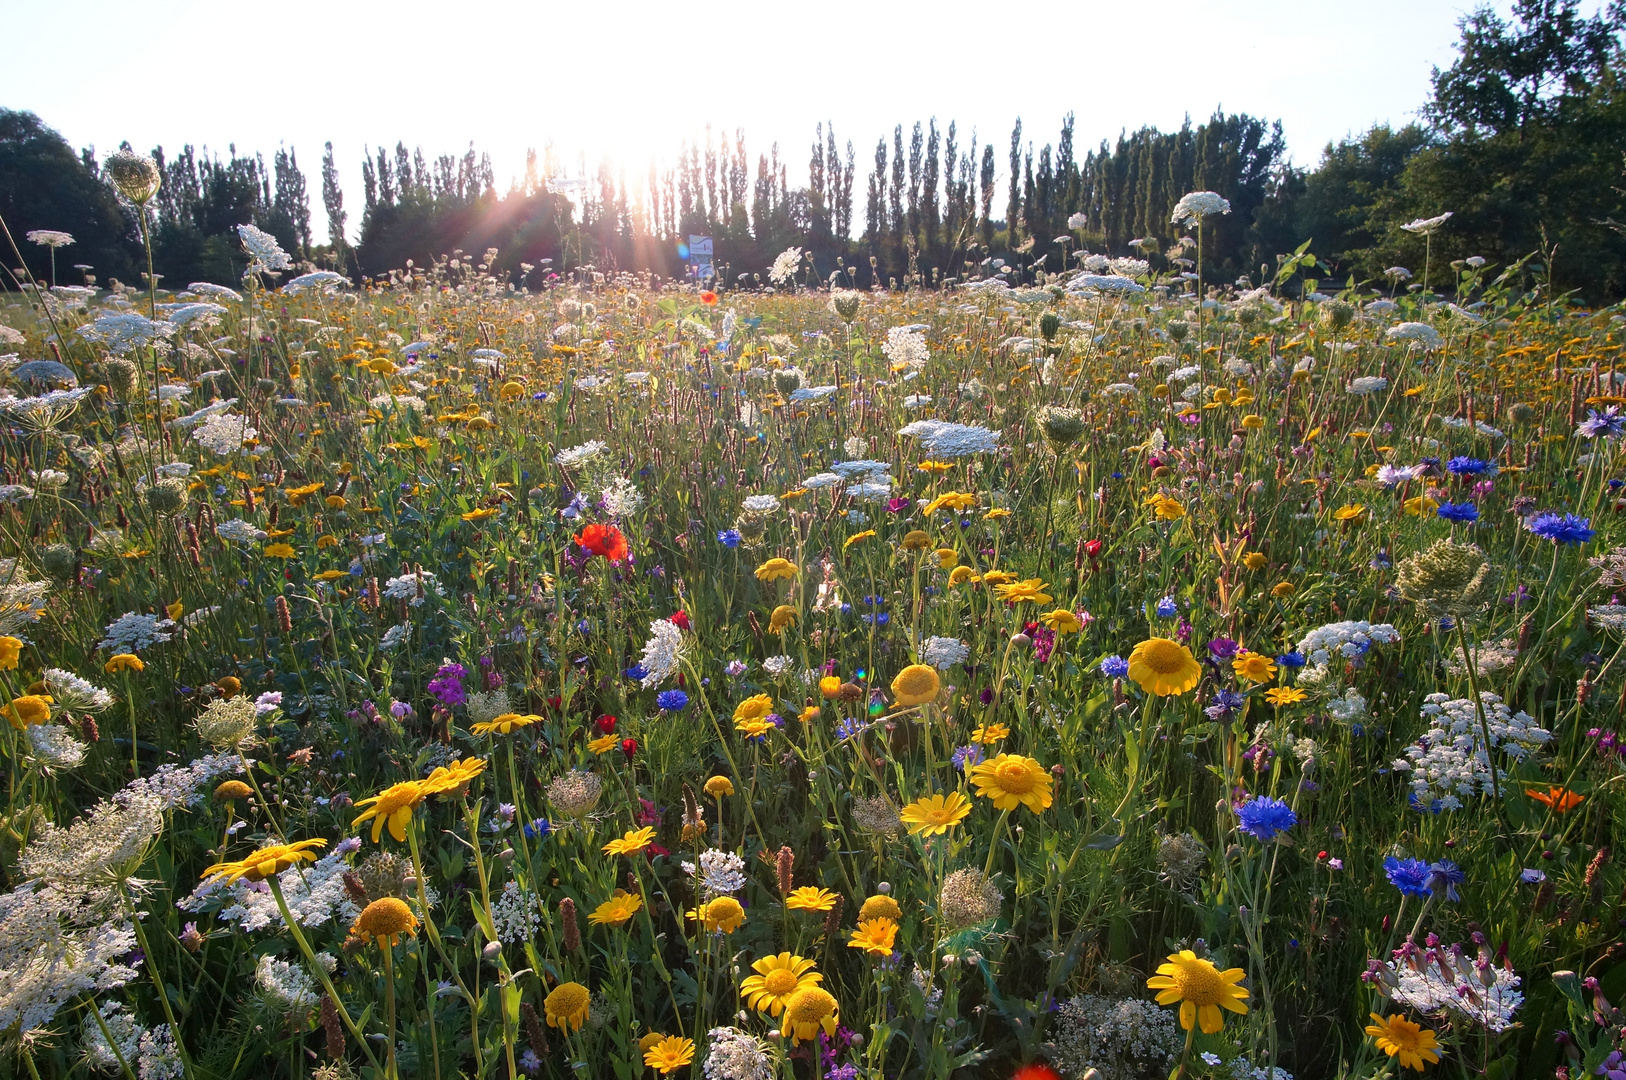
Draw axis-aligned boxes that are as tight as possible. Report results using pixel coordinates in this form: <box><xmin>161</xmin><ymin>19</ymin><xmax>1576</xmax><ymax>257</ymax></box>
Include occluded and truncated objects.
<box><xmin>699</xmin><ymin>291</ymin><xmax>717</xmax><ymax>304</ymax></box>
<box><xmin>576</xmin><ymin>523</ymin><xmax>628</xmax><ymax>562</ymax></box>
<box><xmin>1084</xmin><ymin>539</ymin><xmax>1103</xmax><ymax>559</ymax></box>
<box><xmin>1011</xmin><ymin>1066</ymin><xmax>1061</xmax><ymax>1080</ymax></box>
<box><xmin>670</xmin><ymin>610</ymin><xmax>691</xmax><ymax>630</ymax></box>
<box><xmin>620</xmin><ymin>737</ymin><xmax>638</xmax><ymax>761</ymax></box>
<box><xmin>595</xmin><ymin>714</ymin><xmax>617</xmax><ymax>734</ymax></box>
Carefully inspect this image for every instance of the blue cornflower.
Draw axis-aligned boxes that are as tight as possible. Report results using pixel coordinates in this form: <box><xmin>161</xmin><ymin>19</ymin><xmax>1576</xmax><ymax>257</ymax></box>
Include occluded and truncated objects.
<box><xmin>1427</xmin><ymin>859</ymin><xmax>1465</xmax><ymax>902</ymax></box>
<box><xmin>835</xmin><ymin>718</ymin><xmax>868</xmax><ymax>741</ymax></box>
<box><xmin>1384</xmin><ymin>856</ymin><xmax>1432</xmax><ymax>897</ymax></box>
<box><xmin>1276</xmin><ymin>651</ymin><xmax>1306</xmax><ymax>669</ymax></box>
<box><xmin>1205</xmin><ymin>688</ymin><xmax>1245</xmax><ymax>719</ymax></box>
<box><xmin>1236</xmin><ymin>796</ymin><xmax>1297</xmax><ymax>841</ymax></box>
<box><xmin>1100</xmin><ymin>655</ymin><xmax>1130</xmax><ymax>678</ymax></box>
<box><xmin>656</xmin><ymin>689</ymin><xmax>689</xmax><ymax>711</ymax></box>
<box><xmin>1578</xmin><ymin>406</ymin><xmax>1626</xmax><ymax>439</ymax></box>
<box><xmin>1446</xmin><ymin>456</ymin><xmax>1490</xmax><ymax>475</ymax></box>
<box><xmin>717</xmin><ymin>529</ymin><xmax>741</xmax><ymax>548</ymax></box>
<box><xmin>951</xmin><ymin>744</ymin><xmax>985</xmax><ymax>772</ymax></box>
<box><xmin>625</xmin><ymin>663</ymin><xmax>648</xmax><ymax>681</ymax></box>
<box><xmin>862</xmin><ymin>613</ymin><xmax>891</xmax><ymax>626</ymax></box>
<box><xmin>1155</xmin><ymin>596</ymin><xmax>1178</xmax><ymax>618</ymax></box>
<box><xmin>1520</xmin><ymin>867</ymin><xmax>1546</xmax><ymax>883</ymax></box>
<box><xmin>523</xmin><ymin>817</ymin><xmax>552</xmax><ymax>840</ymax></box>
<box><xmin>1527</xmin><ymin>512</ymin><xmax>1595</xmax><ymax>545</ymax></box>
<box><xmin>1436</xmin><ymin>502</ymin><xmax>1480</xmax><ymax>523</ymax></box>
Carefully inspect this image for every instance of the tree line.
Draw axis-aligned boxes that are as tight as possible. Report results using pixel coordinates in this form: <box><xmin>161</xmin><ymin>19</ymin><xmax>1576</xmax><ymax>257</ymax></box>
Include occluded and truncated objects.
<box><xmin>2</xmin><ymin>0</ymin><xmax>1622</xmax><ymax>300</ymax></box>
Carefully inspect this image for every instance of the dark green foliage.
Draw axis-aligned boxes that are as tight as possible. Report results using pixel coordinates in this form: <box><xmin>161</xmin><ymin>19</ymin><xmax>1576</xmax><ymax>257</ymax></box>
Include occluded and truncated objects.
<box><xmin>0</xmin><ymin>109</ymin><xmax>136</xmax><ymax>286</ymax></box>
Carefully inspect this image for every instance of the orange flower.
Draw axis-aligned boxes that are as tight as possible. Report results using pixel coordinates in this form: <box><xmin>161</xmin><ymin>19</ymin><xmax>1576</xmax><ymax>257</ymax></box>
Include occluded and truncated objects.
<box><xmin>700</xmin><ymin>291</ymin><xmax>718</xmax><ymax>304</ymax></box>
<box><xmin>1526</xmin><ymin>786</ymin><xmax>1585</xmax><ymax>813</ymax></box>
<box><xmin>576</xmin><ymin>523</ymin><xmax>628</xmax><ymax>562</ymax></box>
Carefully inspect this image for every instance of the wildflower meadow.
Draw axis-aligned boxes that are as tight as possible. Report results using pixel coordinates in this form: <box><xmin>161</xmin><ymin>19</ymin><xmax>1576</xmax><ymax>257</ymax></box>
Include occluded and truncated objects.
<box><xmin>2</xmin><ymin>152</ymin><xmax>1626</xmax><ymax>1080</ymax></box>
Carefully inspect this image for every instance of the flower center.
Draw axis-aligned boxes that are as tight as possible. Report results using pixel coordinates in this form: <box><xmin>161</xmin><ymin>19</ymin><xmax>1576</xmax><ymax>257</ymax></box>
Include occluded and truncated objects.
<box><xmin>995</xmin><ymin>762</ymin><xmax>1035</xmax><ymax>793</ymax></box>
<box><xmin>786</xmin><ymin>989</ymin><xmax>832</xmax><ymax>1022</ymax></box>
<box><xmin>1142</xmin><ymin>641</ymin><xmax>1188</xmax><ymax>674</ymax></box>
<box><xmin>763</xmin><ymin>969</ymin><xmax>799</xmax><ymax>996</ymax></box>
<box><xmin>1171</xmin><ymin>958</ymin><xmax>1225</xmax><ymax>1004</ymax></box>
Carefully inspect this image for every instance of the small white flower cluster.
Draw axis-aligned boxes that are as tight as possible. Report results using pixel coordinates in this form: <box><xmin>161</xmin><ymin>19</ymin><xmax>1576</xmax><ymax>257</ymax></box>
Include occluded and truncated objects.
<box><xmin>216</xmin><ymin>519</ymin><xmax>265</xmax><ymax>543</ymax></box>
<box><xmin>1381</xmin><ymin>942</ymin><xmax>1522</xmax><ymax>1032</ymax></box>
<box><xmin>1393</xmin><ymin>692</ymin><xmax>1550</xmax><ymax>811</ymax></box>
<box><xmin>381</xmin><ymin>571</ymin><xmax>443</xmax><ymax>607</ymax></box>
<box><xmin>638</xmin><ymin>618</ymin><xmax>686</xmax><ymax>688</ymax></box>
<box><xmin>762</xmin><ymin>655</ymin><xmax>794</xmax><ymax>678</ymax></box>
<box><xmin>490</xmin><ymin>880</ymin><xmax>542</xmax><ymax>944</ymax></box>
<box><xmin>81</xmin><ymin>1000</ymin><xmax>144</xmax><ymax>1072</ymax></box>
<box><xmin>0</xmin><ymin>881</ymin><xmax>140</xmax><ymax>1037</ymax></box>
<box><xmin>703</xmin><ymin>1026</ymin><xmax>773</xmax><ymax>1080</ymax></box>
<box><xmin>186</xmin><ymin>844</ymin><xmax>361</xmax><ymax>933</ymax></box>
<box><xmin>1048</xmin><ymin>994</ymin><xmax>1184</xmax><ymax>1080</ymax></box>
<box><xmin>1347</xmin><ymin>376</ymin><xmax>1389</xmax><ymax>395</ymax></box>
<box><xmin>741</xmin><ymin>494</ymin><xmax>780</xmax><ymax>514</ymax></box>
<box><xmin>601</xmin><ymin>475</ymin><xmax>645</xmax><ymax>518</ymax></box>
<box><xmin>881</xmin><ymin>326</ymin><xmax>929</xmax><ymax>370</ymax></box>
<box><xmin>554</xmin><ymin>440</ymin><xmax>607</xmax><ymax>469</ymax></box>
<box><xmin>683</xmin><ymin>850</ymin><xmax>746</xmax><ymax>899</ymax></box>
<box><xmin>921</xmin><ymin>636</ymin><xmax>970</xmax><ymax>670</ymax></box>
<box><xmin>1295</xmin><ymin>620</ymin><xmax>1400</xmax><ymax>672</ymax></box>
<box><xmin>44</xmin><ymin>668</ymin><xmax>114</xmax><ymax>712</ymax></box>
<box><xmin>1387</xmin><ymin>322</ymin><xmax>1443</xmax><ymax>349</ymax></box>
<box><xmin>97</xmin><ymin>611</ymin><xmax>177</xmax><ymax>653</ymax></box>
<box><xmin>24</xmin><ymin>724</ymin><xmax>87</xmax><ymax>772</ymax></box>
<box><xmin>238</xmin><ymin>224</ymin><xmax>293</xmax><ymax>273</ymax></box>
<box><xmin>190</xmin><ymin>412</ymin><xmax>257</xmax><ymax>455</ymax></box>
<box><xmin>897</xmin><ymin>419</ymin><xmax>1001</xmax><ymax>458</ymax></box>
<box><xmin>767</xmin><ymin>246</ymin><xmax>802</xmax><ymax>285</ymax></box>
<box><xmin>1171</xmin><ymin>190</ymin><xmax>1231</xmax><ymax>223</ymax></box>
<box><xmin>255</xmin><ymin>954</ymin><xmax>319</xmax><ymax>1011</ymax></box>
<box><xmin>138</xmin><ymin>1024</ymin><xmax>184</xmax><ymax>1080</ymax></box>
<box><xmin>79</xmin><ymin>313</ymin><xmax>175</xmax><ymax>356</ymax></box>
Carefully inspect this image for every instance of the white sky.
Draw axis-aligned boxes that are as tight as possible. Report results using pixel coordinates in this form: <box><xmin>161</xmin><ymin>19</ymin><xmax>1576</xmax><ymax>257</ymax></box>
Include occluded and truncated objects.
<box><xmin>1</xmin><ymin>0</ymin><xmax>1529</xmax><ymax>243</ymax></box>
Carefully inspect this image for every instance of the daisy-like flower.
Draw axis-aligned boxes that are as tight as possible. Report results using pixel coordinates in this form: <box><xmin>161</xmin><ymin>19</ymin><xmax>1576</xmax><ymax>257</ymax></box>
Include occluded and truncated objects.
<box><xmin>755</xmin><ymin>558</ymin><xmax>798</xmax><ymax>582</ymax></box>
<box><xmin>780</xmin><ymin>987</ymin><xmax>840</xmax><ymax>1044</ymax></box>
<box><xmin>1039</xmin><ymin>609</ymin><xmax>1083</xmax><ymax>634</ymax></box>
<box><xmin>421</xmin><ymin>757</ymin><xmax>487</xmax><ymax>797</ymax></box>
<box><xmin>1365</xmin><ymin>1013</ymin><xmax>1443</xmax><ymax>1072</ymax></box>
<box><xmin>471</xmin><ymin>713</ymin><xmax>541</xmax><ymax>736</ymax></box>
<box><xmin>768</xmin><ymin>604</ymin><xmax>798</xmax><ymax>633</ymax></box>
<box><xmin>994</xmin><ymin>578</ymin><xmax>1053</xmax><ymax>605</ymax></box>
<box><xmin>1146</xmin><ymin>950</ymin><xmax>1249</xmax><ymax>1032</ymax></box>
<box><xmin>733</xmin><ymin>694</ymin><xmax>774</xmax><ymax>724</ymax></box>
<box><xmin>740</xmin><ymin>952</ymin><xmax>822</xmax><ymax>1016</ymax></box>
<box><xmin>785</xmin><ymin>886</ymin><xmax>839</xmax><ymax>912</ymax></box>
<box><xmin>643</xmin><ymin>1035</ymin><xmax>696</xmax><ymax>1075</ymax></box>
<box><xmin>847</xmin><ymin>917</ymin><xmax>898</xmax><ymax>956</ymax></box>
<box><xmin>203</xmin><ymin>838</ymin><xmax>327</xmax><ymax>883</ymax></box>
<box><xmin>543</xmin><ymin>982</ymin><xmax>591</xmax><ymax>1031</ymax></box>
<box><xmin>967</xmin><ymin>754</ymin><xmax>1054</xmax><ymax>813</ymax></box>
<box><xmin>1232</xmin><ymin>652</ymin><xmax>1277</xmax><ymax>684</ymax></box>
<box><xmin>1127</xmin><ymin>638</ymin><xmax>1202</xmax><ymax>696</ymax></box>
<box><xmin>588</xmin><ymin>892</ymin><xmax>642</xmax><ymax>926</ymax></box>
<box><xmin>923</xmin><ymin>491</ymin><xmax>976</xmax><ymax>515</ymax></box>
<box><xmin>602</xmin><ymin>826</ymin><xmax>657</xmax><ymax>856</ymax></box>
<box><xmin>352</xmin><ymin>781</ymin><xmax>427</xmax><ymax>843</ymax></box>
<box><xmin>899</xmin><ymin>791</ymin><xmax>972</xmax><ymax>836</ymax></box>
<box><xmin>971</xmin><ymin>722</ymin><xmax>1009</xmax><ymax>743</ymax></box>
<box><xmin>352</xmin><ymin>897</ymin><xmax>419</xmax><ymax>946</ymax></box>
<box><xmin>688</xmin><ymin>896</ymin><xmax>746</xmax><ymax>933</ymax></box>
<box><xmin>1265</xmin><ymin>686</ymin><xmax>1308</xmax><ymax>706</ymax></box>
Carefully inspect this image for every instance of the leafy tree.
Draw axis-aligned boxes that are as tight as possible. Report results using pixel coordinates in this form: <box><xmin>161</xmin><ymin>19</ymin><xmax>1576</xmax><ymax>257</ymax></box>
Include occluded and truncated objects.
<box><xmin>0</xmin><ymin>109</ymin><xmax>135</xmax><ymax>287</ymax></box>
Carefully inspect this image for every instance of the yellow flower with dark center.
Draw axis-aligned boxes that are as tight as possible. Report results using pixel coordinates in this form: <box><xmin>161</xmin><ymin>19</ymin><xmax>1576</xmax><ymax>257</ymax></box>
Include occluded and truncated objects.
<box><xmin>643</xmin><ymin>1035</ymin><xmax>695</xmax><ymax>1075</ymax></box>
<box><xmin>899</xmin><ymin>791</ymin><xmax>971</xmax><ymax>836</ymax></box>
<box><xmin>754</xmin><ymin>558</ymin><xmax>798</xmax><ymax>582</ymax></box>
<box><xmin>352</xmin><ymin>897</ymin><xmax>419</xmax><ymax>946</ymax></box>
<box><xmin>1232</xmin><ymin>652</ymin><xmax>1277</xmax><ymax>684</ymax></box>
<box><xmin>421</xmin><ymin>757</ymin><xmax>487</xmax><ymax>796</ymax></box>
<box><xmin>461</xmin><ymin>507</ymin><xmax>499</xmax><ymax>522</ymax></box>
<box><xmin>733</xmin><ymin>694</ymin><xmax>774</xmax><ymax>723</ymax></box>
<box><xmin>1365</xmin><ymin>1013</ymin><xmax>1444</xmax><ymax>1071</ymax></box>
<box><xmin>1265</xmin><ymin>686</ymin><xmax>1308</xmax><ymax>706</ymax></box>
<box><xmin>688</xmin><ymin>896</ymin><xmax>745</xmax><ymax>933</ymax></box>
<box><xmin>1127</xmin><ymin>638</ymin><xmax>1202</xmax><ymax>696</ymax></box>
<box><xmin>994</xmin><ymin>578</ymin><xmax>1052</xmax><ymax>605</ymax></box>
<box><xmin>353</xmin><ymin>781</ymin><xmax>428</xmax><ymax>842</ymax></box>
<box><xmin>264</xmin><ymin>542</ymin><xmax>296</xmax><ymax>559</ymax></box>
<box><xmin>1147</xmin><ymin>950</ymin><xmax>1250</xmax><ymax>1032</ymax></box>
<box><xmin>968</xmin><ymin>754</ymin><xmax>1054</xmax><ymax>813</ymax></box>
<box><xmin>0</xmin><ymin>636</ymin><xmax>23</xmax><ymax>670</ymax></box>
<box><xmin>901</xmin><ymin>530</ymin><xmax>931</xmax><ymax>551</ymax></box>
<box><xmin>2</xmin><ymin>694</ymin><xmax>52</xmax><ymax>729</ymax></box>
<box><xmin>587</xmin><ymin>734</ymin><xmax>618</xmax><ymax>754</ymax></box>
<box><xmin>104</xmin><ymin>654</ymin><xmax>144</xmax><ymax>674</ymax></box>
<box><xmin>971</xmin><ymin>722</ymin><xmax>1009</xmax><ymax>743</ymax></box>
<box><xmin>588</xmin><ymin>891</ymin><xmax>642</xmax><ymax>926</ymax></box>
<box><xmin>933</xmin><ymin>547</ymin><xmax>959</xmax><ymax>569</ymax></box>
<box><xmin>780</xmin><ymin>986</ymin><xmax>840</xmax><ymax>1044</ymax></box>
<box><xmin>843</xmin><ymin>530</ymin><xmax>876</xmax><ymax>549</ymax></box>
<box><xmin>786</xmin><ymin>886</ymin><xmax>839</xmax><ymax>912</ymax></box>
<box><xmin>602</xmin><ymin>826</ymin><xmax>657</xmax><ymax>856</ymax></box>
<box><xmin>948</xmin><ymin>565</ymin><xmax>973</xmax><ymax>585</ymax></box>
<box><xmin>1040</xmin><ymin>609</ymin><xmax>1082</xmax><ymax>634</ymax></box>
<box><xmin>471</xmin><ymin>713</ymin><xmax>540</xmax><ymax>737</ymax></box>
<box><xmin>739</xmin><ymin>952</ymin><xmax>822</xmax><ymax>1016</ymax></box>
<box><xmin>768</xmin><ymin>605</ymin><xmax>799</xmax><ymax>633</ymax></box>
<box><xmin>890</xmin><ymin>664</ymin><xmax>941</xmax><ymax>707</ymax></box>
<box><xmin>859</xmin><ymin>895</ymin><xmax>902</xmax><ymax>922</ymax></box>
<box><xmin>203</xmin><ymin>838</ymin><xmax>327</xmax><ymax>883</ymax></box>
<box><xmin>848</xmin><ymin>917</ymin><xmax>898</xmax><ymax>956</ymax></box>
<box><xmin>543</xmin><ymin>982</ymin><xmax>591</xmax><ymax>1032</ymax></box>
<box><xmin>923</xmin><ymin>491</ymin><xmax>976</xmax><ymax>515</ymax></box>
<box><xmin>704</xmin><ymin>775</ymin><xmax>734</xmax><ymax>798</ymax></box>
